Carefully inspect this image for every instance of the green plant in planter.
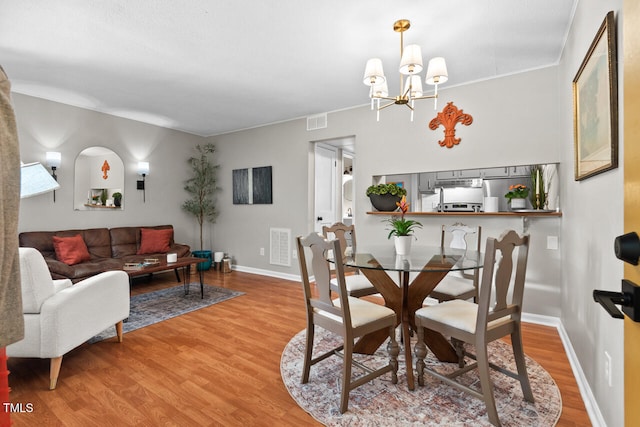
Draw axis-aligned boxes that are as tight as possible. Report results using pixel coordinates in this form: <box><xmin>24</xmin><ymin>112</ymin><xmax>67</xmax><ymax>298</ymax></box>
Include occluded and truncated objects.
<box><xmin>100</xmin><ymin>189</ymin><xmax>108</xmax><ymax>206</ymax></box>
<box><xmin>366</xmin><ymin>183</ymin><xmax>407</xmax><ymax>197</ymax></box>
<box><xmin>181</xmin><ymin>143</ymin><xmax>219</xmax><ymax>251</ymax></box>
<box><xmin>112</xmin><ymin>192</ymin><xmax>122</xmax><ymax>207</ymax></box>
<box><xmin>366</xmin><ymin>183</ymin><xmax>407</xmax><ymax>211</ymax></box>
<box><xmin>504</xmin><ymin>184</ymin><xmax>530</xmax><ymax>202</ymax></box>
<box><xmin>386</xmin><ymin>196</ymin><xmax>422</xmax><ymax>238</ymax></box>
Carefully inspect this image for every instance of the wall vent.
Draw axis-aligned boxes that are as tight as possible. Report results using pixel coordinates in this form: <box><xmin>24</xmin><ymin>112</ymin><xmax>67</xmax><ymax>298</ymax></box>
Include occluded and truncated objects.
<box><xmin>270</xmin><ymin>227</ymin><xmax>291</xmax><ymax>266</ymax></box>
<box><xmin>307</xmin><ymin>113</ymin><xmax>327</xmax><ymax>131</ymax></box>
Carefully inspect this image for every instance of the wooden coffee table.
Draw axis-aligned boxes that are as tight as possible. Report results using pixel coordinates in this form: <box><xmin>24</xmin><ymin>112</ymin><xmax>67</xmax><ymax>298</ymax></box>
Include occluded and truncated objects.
<box><xmin>124</xmin><ymin>256</ymin><xmax>207</xmax><ymax>298</ymax></box>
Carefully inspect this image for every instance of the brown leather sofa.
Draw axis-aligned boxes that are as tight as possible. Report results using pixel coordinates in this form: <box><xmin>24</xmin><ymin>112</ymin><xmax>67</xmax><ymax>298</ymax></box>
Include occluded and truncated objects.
<box><xmin>19</xmin><ymin>225</ymin><xmax>191</xmax><ymax>282</ymax></box>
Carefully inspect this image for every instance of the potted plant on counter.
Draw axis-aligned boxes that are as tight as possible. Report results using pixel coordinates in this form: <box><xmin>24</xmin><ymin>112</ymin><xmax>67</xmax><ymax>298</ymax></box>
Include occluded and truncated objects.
<box><xmin>386</xmin><ymin>195</ymin><xmax>422</xmax><ymax>255</ymax></box>
<box><xmin>182</xmin><ymin>143</ymin><xmax>219</xmax><ymax>270</ymax></box>
<box><xmin>366</xmin><ymin>183</ymin><xmax>407</xmax><ymax>211</ymax></box>
<box><xmin>504</xmin><ymin>184</ymin><xmax>530</xmax><ymax>210</ymax></box>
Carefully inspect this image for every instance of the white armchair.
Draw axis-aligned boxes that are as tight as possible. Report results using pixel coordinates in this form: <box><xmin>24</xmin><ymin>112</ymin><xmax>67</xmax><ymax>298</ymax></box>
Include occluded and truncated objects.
<box><xmin>7</xmin><ymin>247</ymin><xmax>130</xmax><ymax>389</ymax></box>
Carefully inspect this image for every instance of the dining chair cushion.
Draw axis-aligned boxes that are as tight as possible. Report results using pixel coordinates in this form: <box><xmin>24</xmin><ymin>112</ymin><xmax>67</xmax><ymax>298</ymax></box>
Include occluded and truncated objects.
<box><xmin>315</xmin><ymin>296</ymin><xmax>396</xmax><ymax>328</ymax></box>
<box><xmin>415</xmin><ymin>299</ymin><xmax>510</xmax><ymax>334</ymax></box>
<box><xmin>433</xmin><ymin>275</ymin><xmax>476</xmax><ymax>298</ymax></box>
<box><xmin>330</xmin><ymin>275</ymin><xmax>376</xmax><ymax>294</ymax></box>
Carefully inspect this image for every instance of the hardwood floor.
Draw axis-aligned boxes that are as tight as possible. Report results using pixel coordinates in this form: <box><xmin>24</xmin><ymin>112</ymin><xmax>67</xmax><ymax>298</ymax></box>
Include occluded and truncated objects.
<box><xmin>6</xmin><ymin>269</ymin><xmax>590</xmax><ymax>426</ymax></box>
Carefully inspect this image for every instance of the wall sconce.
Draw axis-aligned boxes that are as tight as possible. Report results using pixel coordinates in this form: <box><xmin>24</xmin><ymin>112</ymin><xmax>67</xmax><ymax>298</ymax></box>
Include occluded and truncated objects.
<box><xmin>20</xmin><ymin>162</ymin><xmax>60</xmax><ymax>199</ymax></box>
<box><xmin>137</xmin><ymin>161</ymin><xmax>149</xmax><ymax>202</ymax></box>
<box><xmin>45</xmin><ymin>151</ymin><xmax>61</xmax><ymax>202</ymax></box>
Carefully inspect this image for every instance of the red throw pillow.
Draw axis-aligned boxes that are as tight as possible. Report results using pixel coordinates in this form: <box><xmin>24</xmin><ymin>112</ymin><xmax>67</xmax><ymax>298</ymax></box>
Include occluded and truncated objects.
<box><xmin>52</xmin><ymin>234</ymin><xmax>91</xmax><ymax>266</ymax></box>
<box><xmin>137</xmin><ymin>228</ymin><xmax>172</xmax><ymax>255</ymax></box>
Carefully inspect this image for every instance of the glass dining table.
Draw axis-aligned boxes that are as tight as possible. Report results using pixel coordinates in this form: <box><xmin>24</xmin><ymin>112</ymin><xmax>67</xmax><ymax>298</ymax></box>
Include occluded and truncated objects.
<box><xmin>333</xmin><ymin>244</ymin><xmax>483</xmax><ymax>390</ymax></box>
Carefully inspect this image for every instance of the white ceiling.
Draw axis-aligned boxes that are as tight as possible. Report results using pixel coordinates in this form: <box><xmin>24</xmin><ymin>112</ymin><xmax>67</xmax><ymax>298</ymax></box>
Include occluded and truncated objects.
<box><xmin>0</xmin><ymin>0</ymin><xmax>576</xmax><ymax>137</ymax></box>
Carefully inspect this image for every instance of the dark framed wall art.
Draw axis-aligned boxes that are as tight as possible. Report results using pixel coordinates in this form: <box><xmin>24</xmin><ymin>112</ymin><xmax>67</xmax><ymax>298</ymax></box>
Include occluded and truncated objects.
<box><xmin>572</xmin><ymin>11</ymin><xmax>618</xmax><ymax>181</ymax></box>
<box><xmin>232</xmin><ymin>166</ymin><xmax>272</xmax><ymax>204</ymax></box>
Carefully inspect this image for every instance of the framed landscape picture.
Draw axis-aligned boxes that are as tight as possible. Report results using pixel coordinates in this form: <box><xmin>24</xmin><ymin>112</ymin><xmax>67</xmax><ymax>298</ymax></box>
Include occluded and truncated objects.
<box><xmin>573</xmin><ymin>11</ymin><xmax>618</xmax><ymax>181</ymax></box>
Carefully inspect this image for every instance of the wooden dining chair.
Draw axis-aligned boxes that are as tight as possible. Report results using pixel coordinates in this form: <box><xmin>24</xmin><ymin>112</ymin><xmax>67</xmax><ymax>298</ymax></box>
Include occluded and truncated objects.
<box><xmin>414</xmin><ymin>229</ymin><xmax>533</xmax><ymax>427</ymax></box>
<box><xmin>296</xmin><ymin>232</ymin><xmax>399</xmax><ymax>413</ymax></box>
<box><xmin>429</xmin><ymin>223</ymin><xmax>481</xmax><ymax>302</ymax></box>
<box><xmin>322</xmin><ymin>222</ymin><xmax>379</xmax><ymax>298</ymax></box>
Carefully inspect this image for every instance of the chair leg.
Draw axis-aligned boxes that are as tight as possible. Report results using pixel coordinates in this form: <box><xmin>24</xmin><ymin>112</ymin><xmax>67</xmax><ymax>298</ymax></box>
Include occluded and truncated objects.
<box><xmin>414</xmin><ymin>325</ymin><xmax>427</xmax><ymax>387</ymax></box>
<box><xmin>340</xmin><ymin>338</ymin><xmax>353</xmax><ymax>414</ymax></box>
<box><xmin>116</xmin><ymin>321</ymin><xmax>124</xmax><ymax>343</ymax></box>
<box><xmin>387</xmin><ymin>325</ymin><xmax>399</xmax><ymax>384</ymax></box>
<box><xmin>301</xmin><ymin>324</ymin><xmax>314</xmax><ymax>384</ymax></box>
<box><xmin>451</xmin><ymin>337</ymin><xmax>465</xmax><ymax>368</ymax></box>
<box><xmin>511</xmin><ymin>327</ymin><xmax>535</xmax><ymax>402</ymax></box>
<box><xmin>49</xmin><ymin>356</ymin><xmax>63</xmax><ymax>390</ymax></box>
<box><xmin>476</xmin><ymin>343</ymin><xmax>500</xmax><ymax>426</ymax></box>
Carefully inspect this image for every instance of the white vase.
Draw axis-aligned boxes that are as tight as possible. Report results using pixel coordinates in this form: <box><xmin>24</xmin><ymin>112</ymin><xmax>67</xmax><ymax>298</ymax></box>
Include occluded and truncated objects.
<box><xmin>394</xmin><ymin>235</ymin><xmax>413</xmax><ymax>255</ymax></box>
<box><xmin>510</xmin><ymin>198</ymin><xmax>526</xmax><ymax>209</ymax></box>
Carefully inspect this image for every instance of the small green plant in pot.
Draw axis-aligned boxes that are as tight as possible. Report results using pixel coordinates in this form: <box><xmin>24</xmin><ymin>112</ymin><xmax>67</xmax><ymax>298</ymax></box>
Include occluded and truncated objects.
<box><xmin>112</xmin><ymin>192</ymin><xmax>122</xmax><ymax>207</ymax></box>
<box><xmin>366</xmin><ymin>183</ymin><xmax>407</xmax><ymax>212</ymax></box>
<box><xmin>504</xmin><ymin>184</ymin><xmax>530</xmax><ymax>210</ymax></box>
<box><xmin>386</xmin><ymin>196</ymin><xmax>422</xmax><ymax>238</ymax></box>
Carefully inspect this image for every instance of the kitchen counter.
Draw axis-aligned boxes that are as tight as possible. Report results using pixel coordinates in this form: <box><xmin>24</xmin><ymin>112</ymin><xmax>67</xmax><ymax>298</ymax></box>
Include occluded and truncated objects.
<box><xmin>366</xmin><ymin>211</ymin><xmax>562</xmax><ymax>217</ymax></box>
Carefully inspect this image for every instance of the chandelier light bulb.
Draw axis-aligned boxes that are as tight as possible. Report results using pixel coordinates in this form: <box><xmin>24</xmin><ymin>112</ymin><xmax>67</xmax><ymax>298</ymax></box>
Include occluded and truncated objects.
<box><xmin>425</xmin><ymin>57</ymin><xmax>448</xmax><ymax>85</ymax></box>
<box><xmin>363</xmin><ymin>58</ymin><xmax>386</xmax><ymax>86</ymax></box>
<box><xmin>399</xmin><ymin>44</ymin><xmax>423</xmax><ymax>75</ymax></box>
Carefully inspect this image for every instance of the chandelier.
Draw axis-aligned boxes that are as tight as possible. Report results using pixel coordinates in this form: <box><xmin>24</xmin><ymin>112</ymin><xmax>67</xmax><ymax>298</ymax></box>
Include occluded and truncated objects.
<box><xmin>363</xmin><ymin>19</ymin><xmax>448</xmax><ymax>121</ymax></box>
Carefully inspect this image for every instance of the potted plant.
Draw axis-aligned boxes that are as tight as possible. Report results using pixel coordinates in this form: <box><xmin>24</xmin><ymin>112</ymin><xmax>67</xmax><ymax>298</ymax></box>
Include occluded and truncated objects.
<box><xmin>181</xmin><ymin>143</ymin><xmax>219</xmax><ymax>270</ymax></box>
<box><xmin>505</xmin><ymin>184</ymin><xmax>530</xmax><ymax>210</ymax></box>
<box><xmin>385</xmin><ymin>195</ymin><xmax>422</xmax><ymax>255</ymax></box>
<box><xmin>366</xmin><ymin>183</ymin><xmax>407</xmax><ymax>211</ymax></box>
<box><xmin>112</xmin><ymin>192</ymin><xmax>122</xmax><ymax>207</ymax></box>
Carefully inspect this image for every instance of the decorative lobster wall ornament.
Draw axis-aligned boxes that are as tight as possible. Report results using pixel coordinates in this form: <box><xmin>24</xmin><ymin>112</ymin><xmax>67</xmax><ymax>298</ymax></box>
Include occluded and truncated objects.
<box><xmin>429</xmin><ymin>102</ymin><xmax>473</xmax><ymax>148</ymax></box>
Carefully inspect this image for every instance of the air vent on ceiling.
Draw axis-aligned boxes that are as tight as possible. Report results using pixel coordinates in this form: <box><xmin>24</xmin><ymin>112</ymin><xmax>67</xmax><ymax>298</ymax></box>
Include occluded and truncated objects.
<box><xmin>307</xmin><ymin>113</ymin><xmax>327</xmax><ymax>131</ymax></box>
<box><xmin>270</xmin><ymin>227</ymin><xmax>291</xmax><ymax>267</ymax></box>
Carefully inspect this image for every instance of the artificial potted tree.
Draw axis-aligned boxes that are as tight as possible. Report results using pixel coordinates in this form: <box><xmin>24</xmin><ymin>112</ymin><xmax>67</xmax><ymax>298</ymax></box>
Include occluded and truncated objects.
<box><xmin>182</xmin><ymin>143</ymin><xmax>219</xmax><ymax>270</ymax></box>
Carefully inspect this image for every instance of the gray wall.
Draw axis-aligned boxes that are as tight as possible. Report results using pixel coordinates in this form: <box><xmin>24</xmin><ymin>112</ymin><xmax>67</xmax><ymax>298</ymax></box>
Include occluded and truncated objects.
<box><xmin>558</xmin><ymin>1</ymin><xmax>624</xmax><ymax>426</ymax></box>
<box><xmin>211</xmin><ymin>66</ymin><xmax>563</xmax><ymax>314</ymax></box>
<box><xmin>14</xmin><ymin>93</ymin><xmax>204</xmax><ymax>248</ymax></box>
<box><xmin>13</xmin><ymin>1</ymin><xmax>623</xmax><ymax>423</ymax></box>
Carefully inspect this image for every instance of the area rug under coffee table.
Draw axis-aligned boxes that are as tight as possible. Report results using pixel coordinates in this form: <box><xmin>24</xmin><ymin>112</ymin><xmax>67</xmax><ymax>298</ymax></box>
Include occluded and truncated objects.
<box><xmin>281</xmin><ymin>329</ymin><xmax>562</xmax><ymax>426</ymax></box>
<box><xmin>90</xmin><ymin>283</ymin><xmax>244</xmax><ymax>343</ymax></box>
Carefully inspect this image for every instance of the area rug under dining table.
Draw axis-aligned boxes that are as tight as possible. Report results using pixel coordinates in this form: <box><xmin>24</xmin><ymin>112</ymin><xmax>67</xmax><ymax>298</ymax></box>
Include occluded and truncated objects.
<box><xmin>281</xmin><ymin>329</ymin><xmax>561</xmax><ymax>426</ymax></box>
<box><xmin>89</xmin><ymin>283</ymin><xmax>244</xmax><ymax>343</ymax></box>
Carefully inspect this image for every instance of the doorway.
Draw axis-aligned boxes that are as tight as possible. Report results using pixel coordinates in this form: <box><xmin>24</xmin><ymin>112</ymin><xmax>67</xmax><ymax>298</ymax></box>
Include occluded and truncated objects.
<box><xmin>312</xmin><ymin>136</ymin><xmax>356</xmax><ymax>233</ymax></box>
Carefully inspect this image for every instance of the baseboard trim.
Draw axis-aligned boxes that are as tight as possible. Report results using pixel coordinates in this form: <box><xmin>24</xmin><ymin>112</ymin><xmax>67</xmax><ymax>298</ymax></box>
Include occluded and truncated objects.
<box><xmin>232</xmin><ymin>267</ymin><xmax>606</xmax><ymax>426</ymax></box>
<box><xmin>232</xmin><ymin>265</ymin><xmax>300</xmax><ymax>283</ymax></box>
<box><xmin>523</xmin><ymin>313</ymin><xmax>606</xmax><ymax>427</ymax></box>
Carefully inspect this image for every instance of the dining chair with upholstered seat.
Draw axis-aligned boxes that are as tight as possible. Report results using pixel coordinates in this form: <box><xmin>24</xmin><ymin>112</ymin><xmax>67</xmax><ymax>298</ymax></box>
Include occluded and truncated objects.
<box><xmin>414</xmin><ymin>229</ymin><xmax>533</xmax><ymax>427</ymax></box>
<box><xmin>429</xmin><ymin>223</ymin><xmax>481</xmax><ymax>303</ymax></box>
<box><xmin>322</xmin><ymin>222</ymin><xmax>379</xmax><ymax>298</ymax></box>
<box><xmin>296</xmin><ymin>232</ymin><xmax>399</xmax><ymax>413</ymax></box>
